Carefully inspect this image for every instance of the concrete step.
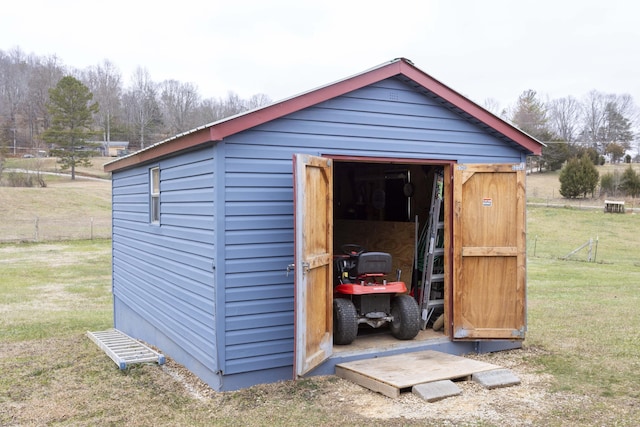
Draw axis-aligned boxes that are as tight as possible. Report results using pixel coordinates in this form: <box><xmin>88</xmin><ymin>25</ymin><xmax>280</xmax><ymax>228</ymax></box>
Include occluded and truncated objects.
<box><xmin>412</xmin><ymin>380</ymin><xmax>461</xmax><ymax>402</ymax></box>
<box><xmin>472</xmin><ymin>368</ymin><xmax>521</xmax><ymax>389</ymax></box>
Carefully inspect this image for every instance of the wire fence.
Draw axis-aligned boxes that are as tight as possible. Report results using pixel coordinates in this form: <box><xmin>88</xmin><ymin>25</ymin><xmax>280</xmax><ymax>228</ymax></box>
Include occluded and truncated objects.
<box><xmin>0</xmin><ymin>217</ymin><xmax>111</xmax><ymax>243</ymax></box>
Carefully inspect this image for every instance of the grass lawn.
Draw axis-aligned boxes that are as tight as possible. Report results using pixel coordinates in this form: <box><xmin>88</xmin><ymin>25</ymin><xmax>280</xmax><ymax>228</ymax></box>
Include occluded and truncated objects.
<box><xmin>2</xmin><ymin>168</ymin><xmax>640</xmax><ymax>425</ymax></box>
<box><xmin>0</xmin><ymin>158</ymin><xmax>112</xmax><ymax>241</ymax></box>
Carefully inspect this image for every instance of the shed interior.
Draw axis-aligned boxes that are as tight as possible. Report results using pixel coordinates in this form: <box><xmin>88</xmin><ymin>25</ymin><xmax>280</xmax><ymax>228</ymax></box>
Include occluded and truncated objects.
<box><xmin>332</xmin><ymin>160</ymin><xmax>447</xmax><ymax>346</ymax></box>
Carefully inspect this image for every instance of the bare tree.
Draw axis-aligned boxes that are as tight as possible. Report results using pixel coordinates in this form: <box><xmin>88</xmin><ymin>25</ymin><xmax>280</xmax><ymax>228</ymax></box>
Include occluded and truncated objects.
<box><xmin>482</xmin><ymin>97</ymin><xmax>505</xmax><ymax>118</ymax></box>
<box><xmin>123</xmin><ymin>67</ymin><xmax>161</xmax><ymax>149</ymax></box>
<box><xmin>82</xmin><ymin>59</ymin><xmax>123</xmax><ymax>151</ymax></box>
<box><xmin>547</xmin><ymin>96</ymin><xmax>581</xmax><ymax>142</ymax></box>
<box><xmin>246</xmin><ymin>93</ymin><xmax>272</xmax><ymax>110</ymax></box>
<box><xmin>159</xmin><ymin>79</ymin><xmax>200</xmax><ymax>135</ymax></box>
<box><xmin>25</xmin><ymin>54</ymin><xmax>65</xmax><ymax>148</ymax></box>
<box><xmin>580</xmin><ymin>90</ymin><xmax>635</xmax><ymax>153</ymax></box>
<box><xmin>581</xmin><ymin>90</ymin><xmax>607</xmax><ymax>147</ymax></box>
<box><xmin>196</xmin><ymin>97</ymin><xmax>227</xmax><ymax>124</ymax></box>
<box><xmin>0</xmin><ymin>47</ymin><xmax>29</xmax><ymax>155</ymax></box>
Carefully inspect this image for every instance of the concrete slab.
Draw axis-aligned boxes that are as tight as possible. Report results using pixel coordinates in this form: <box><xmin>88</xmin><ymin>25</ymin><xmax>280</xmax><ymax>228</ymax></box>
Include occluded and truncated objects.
<box><xmin>412</xmin><ymin>380</ymin><xmax>462</xmax><ymax>402</ymax></box>
<box><xmin>472</xmin><ymin>368</ymin><xmax>521</xmax><ymax>389</ymax></box>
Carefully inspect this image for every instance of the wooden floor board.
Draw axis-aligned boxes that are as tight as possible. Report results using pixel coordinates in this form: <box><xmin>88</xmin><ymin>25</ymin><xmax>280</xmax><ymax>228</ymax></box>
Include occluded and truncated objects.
<box><xmin>335</xmin><ymin>350</ymin><xmax>500</xmax><ymax>398</ymax></box>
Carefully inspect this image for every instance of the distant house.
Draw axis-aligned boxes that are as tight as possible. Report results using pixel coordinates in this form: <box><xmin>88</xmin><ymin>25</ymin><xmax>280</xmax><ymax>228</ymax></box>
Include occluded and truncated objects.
<box><xmin>104</xmin><ymin>58</ymin><xmax>543</xmax><ymax>392</ymax></box>
<box><xmin>100</xmin><ymin>141</ymin><xmax>130</xmax><ymax>157</ymax></box>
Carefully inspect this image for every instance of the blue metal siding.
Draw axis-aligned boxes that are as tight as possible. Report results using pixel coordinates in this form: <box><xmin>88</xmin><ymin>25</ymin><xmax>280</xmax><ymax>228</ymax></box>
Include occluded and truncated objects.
<box><xmin>112</xmin><ymin>146</ymin><xmax>219</xmax><ymax>376</ymax></box>
<box><xmin>220</xmin><ymin>77</ymin><xmax>525</xmax><ymax>376</ymax></box>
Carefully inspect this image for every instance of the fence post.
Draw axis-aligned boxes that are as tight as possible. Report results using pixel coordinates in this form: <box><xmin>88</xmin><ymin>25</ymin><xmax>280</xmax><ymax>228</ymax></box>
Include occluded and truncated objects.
<box><xmin>34</xmin><ymin>217</ymin><xmax>39</xmax><ymax>242</ymax></box>
<box><xmin>90</xmin><ymin>217</ymin><xmax>94</xmax><ymax>240</ymax></box>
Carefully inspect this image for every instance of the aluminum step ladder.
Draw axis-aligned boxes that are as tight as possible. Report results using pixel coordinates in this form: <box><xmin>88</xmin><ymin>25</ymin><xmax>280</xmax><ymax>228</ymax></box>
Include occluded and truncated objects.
<box><xmin>419</xmin><ymin>169</ymin><xmax>445</xmax><ymax>330</ymax></box>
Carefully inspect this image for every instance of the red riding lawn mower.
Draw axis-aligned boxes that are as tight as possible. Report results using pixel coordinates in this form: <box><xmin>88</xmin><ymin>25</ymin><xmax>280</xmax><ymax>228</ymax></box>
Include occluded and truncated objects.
<box><xmin>333</xmin><ymin>244</ymin><xmax>420</xmax><ymax>345</ymax></box>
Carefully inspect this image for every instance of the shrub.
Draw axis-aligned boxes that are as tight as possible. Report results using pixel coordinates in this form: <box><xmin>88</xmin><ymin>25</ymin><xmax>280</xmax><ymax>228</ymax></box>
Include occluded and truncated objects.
<box><xmin>600</xmin><ymin>171</ymin><xmax>621</xmax><ymax>197</ymax></box>
<box><xmin>6</xmin><ymin>172</ymin><xmax>35</xmax><ymax>187</ymax></box>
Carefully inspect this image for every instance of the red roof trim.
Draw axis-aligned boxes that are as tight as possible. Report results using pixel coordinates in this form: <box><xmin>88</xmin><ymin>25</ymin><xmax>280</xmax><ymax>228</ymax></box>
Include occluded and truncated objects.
<box><xmin>104</xmin><ymin>128</ymin><xmax>211</xmax><ymax>172</ymax></box>
<box><xmin>397</xmin><ymin>62</ymin><xmax>543</xmax><ymax>155</ymax></box>
<box><xmin>105</xmin><ymin>59</ymin><xmax>542</xmax><ymax>172</ymax></box>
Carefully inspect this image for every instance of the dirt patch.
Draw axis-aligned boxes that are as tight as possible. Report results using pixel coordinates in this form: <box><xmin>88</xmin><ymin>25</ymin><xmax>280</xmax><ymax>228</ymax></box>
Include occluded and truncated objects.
<box><xmin>162</xmin><ymin>347</ymin><xmax>588</xmax><ymax>426</ymax></box>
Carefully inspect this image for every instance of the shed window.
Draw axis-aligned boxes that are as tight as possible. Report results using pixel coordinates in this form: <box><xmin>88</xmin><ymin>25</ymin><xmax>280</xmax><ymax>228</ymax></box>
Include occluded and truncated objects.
<box><xmin>150</xmin><ymin>167</ymin><xmax>160</xmax><ymax>224</ymax></box>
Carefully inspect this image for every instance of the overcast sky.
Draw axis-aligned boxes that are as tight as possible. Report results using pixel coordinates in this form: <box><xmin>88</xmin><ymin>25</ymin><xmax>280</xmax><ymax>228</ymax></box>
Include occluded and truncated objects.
<box><xmin>2</xmin><ymin>0</ymin><xmax>639</xmax><ymax>113</ymax></box>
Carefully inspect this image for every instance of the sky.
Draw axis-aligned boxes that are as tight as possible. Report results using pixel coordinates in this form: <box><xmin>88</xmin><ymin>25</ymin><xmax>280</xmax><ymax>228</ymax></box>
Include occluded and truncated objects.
<box><xmin>2</xmin><ymin>0</ymin><xmax>639</xmax><ymax>114</ymax></box>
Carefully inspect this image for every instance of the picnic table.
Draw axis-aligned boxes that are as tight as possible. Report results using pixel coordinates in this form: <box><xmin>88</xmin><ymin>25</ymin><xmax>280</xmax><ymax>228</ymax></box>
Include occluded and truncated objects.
<box><xmin>604</xmin><ymin>200</ymin><xmax>625</xmax><ymax>213</ymax></box>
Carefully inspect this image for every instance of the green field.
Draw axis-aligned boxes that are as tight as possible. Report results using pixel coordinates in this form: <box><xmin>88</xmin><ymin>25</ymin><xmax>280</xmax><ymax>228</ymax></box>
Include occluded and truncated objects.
<box><xmin>0</xmin><ymin>157</ymin><xmax>112</xmax><ymax>241</ymax></box>
<box><xmin>2</xmin><ymin>166</ymin><xmax>640</xmax><ymax>425</ymax></box>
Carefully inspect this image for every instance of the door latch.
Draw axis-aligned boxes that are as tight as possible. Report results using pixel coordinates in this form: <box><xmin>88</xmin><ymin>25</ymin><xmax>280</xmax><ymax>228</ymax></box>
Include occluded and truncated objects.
<box><xmin>286</xmin><ymin>262</ymin><xmax>311</xmax><ymax>276</ymax></box>
<box><xmin>302</xmin><ymin>262</ymin><xmax>310</xmax><ymax>275</ymax></box>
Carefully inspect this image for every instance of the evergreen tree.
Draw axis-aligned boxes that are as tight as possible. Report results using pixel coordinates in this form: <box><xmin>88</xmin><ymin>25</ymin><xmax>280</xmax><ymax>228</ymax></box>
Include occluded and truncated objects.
<box><xmin>540</xmin><ymin>141</ymin><xmax>570</xmax><ymax>171</ymax></box>
<box><xmin>510</xmin><ymin>90</ymin><xmax>558</xmax><ymax>172</ymax></box>
<box><xmin>599</xmin><ymin>102</ymin><xmax>634</xmax><ymax>151</ymax></box>
<box><xmin>559</xmin><ymin>155</ymin><xmax>599</xmax><ymax>198</ymax></box>
<box><xmin>604</xmin><ymin>142</ymin><xmax>626</xmax><ymax>163</ymax></box>
<box><xmin>619</xmin><ymin>166</ymin><xmax>640</xmax><ymax>197</ymax></box>
<box><xmin>579</xmin><ymin>155</ymin><xmax>600</xmax><ymax>197</ymax></box>
<box><xmin>511</xmin><ymin>90</ymin><xmax>554</xmax><ymax>141</ymax></box>
<box><xmin>42</xmin><ymin>76</ymin><xmax>99</xmax><ymax>179</ymax></box>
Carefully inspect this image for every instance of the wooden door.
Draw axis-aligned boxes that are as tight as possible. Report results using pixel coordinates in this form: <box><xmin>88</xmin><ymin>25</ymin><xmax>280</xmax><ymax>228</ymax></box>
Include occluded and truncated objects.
<box><xmin>293</xmin><ymin>154</ymin><xmax>333</xmax><ymax>376</ymax></box>
<box><xmin>452</xmin><ymin>164</ymin><xmax>526</xmax><ymax>340</ymax></box>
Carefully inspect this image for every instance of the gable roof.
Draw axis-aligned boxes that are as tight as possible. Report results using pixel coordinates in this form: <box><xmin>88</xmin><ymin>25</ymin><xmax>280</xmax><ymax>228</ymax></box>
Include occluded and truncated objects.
<box><xmin>105</xmin><ymin>58</ymin><xmax>543</xmax><ymax>172</ymax></box>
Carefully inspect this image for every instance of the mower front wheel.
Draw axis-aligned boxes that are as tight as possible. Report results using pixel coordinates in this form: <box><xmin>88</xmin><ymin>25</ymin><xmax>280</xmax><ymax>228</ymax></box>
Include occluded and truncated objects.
<box><xmin>390</xmin><ymin>294</ymin><xmax>420</xmax><ymax>340</ymax></box>
<box><xmin>333</xmin><ymin>298</ymin><xmax>358</xmax><ymax>345</ymax></box>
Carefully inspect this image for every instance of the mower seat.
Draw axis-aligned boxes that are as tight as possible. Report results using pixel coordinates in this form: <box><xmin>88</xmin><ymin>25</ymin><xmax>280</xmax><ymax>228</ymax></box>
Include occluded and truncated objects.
<box><xmin>355</xmin><ymin>252</ymin><xmax>392</xmax><ymax>276</ymax></box>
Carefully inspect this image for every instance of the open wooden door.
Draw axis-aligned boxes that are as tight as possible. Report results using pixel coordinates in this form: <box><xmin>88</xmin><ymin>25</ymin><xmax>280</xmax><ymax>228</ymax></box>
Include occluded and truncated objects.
<box><xmin>452</xmin><ymin>164</ymin><xmax>526</xmax><ymax>340</ymax></box>
<box><xmin>293</xmin><ymin>154</ymin><xmax>333</xmax><ymax>376</ymax></box>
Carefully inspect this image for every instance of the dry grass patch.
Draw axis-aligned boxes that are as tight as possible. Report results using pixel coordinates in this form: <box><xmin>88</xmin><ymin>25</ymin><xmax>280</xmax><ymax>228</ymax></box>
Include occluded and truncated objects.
<box><xmin>2</xmin><ymin>335</ymin><xmax>629</xmax><ymax>427</ymax></box>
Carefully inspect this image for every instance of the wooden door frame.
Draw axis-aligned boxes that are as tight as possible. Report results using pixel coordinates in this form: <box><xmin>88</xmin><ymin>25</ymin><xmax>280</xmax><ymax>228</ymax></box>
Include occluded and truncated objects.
<box><xmin>327</xmin><ymin>156</ymin><xmax>455</xmax><ymax>340</ymax></box>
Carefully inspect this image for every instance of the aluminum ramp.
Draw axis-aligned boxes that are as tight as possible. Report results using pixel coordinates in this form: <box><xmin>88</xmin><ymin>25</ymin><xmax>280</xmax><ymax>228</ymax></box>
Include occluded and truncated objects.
<box><xmin>87</xmin><ymin>329</ymin><xmax>165</xmax><ymax>370</ymax></box>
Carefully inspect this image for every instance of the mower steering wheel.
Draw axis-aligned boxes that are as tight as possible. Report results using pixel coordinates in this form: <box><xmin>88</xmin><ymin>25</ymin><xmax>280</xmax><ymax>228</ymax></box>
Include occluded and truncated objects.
<box><xmin>341</xmin><ymin>244</ymin><xmax>365</xmax><ymax>256</ymax></box>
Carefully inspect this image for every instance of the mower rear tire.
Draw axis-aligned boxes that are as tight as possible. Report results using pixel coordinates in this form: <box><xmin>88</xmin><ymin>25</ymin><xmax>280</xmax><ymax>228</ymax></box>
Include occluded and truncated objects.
<box><xmin>333</xmin><ymin>298</ymin><xmax>358</xmax><ymax>345</ymax></box>
<box><xmin>390</xmin><ymin>294</ymin><xmax>420</xmax><ymax>340</ymax></box>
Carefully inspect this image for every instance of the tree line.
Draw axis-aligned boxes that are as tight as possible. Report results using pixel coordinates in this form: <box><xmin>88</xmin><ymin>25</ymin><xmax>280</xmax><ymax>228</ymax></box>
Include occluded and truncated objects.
<box><xmin>2</xmin><ymin>46</ymin><xmax>638</xmax><ymax>191</ymax></box>
<box><xmin>497</xmin><ymin>89</ymin><xmax>638</xmax><ymax>169</ymax></box>
<box><xmin>0</xmin><ymin>46</ymin><xmax>272</xmax><ymax>156</ymax></box>
<box><xmin>501</xmin><ymin>89</ymin><xmax>639</xmax><ymax>199</ymax></box>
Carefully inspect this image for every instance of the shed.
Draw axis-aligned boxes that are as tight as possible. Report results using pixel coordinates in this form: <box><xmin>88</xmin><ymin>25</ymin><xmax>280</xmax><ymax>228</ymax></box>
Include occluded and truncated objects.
<box><xmin>100</xmin><ymin>141</ymin><xmax>130</xmax><ymax>157</ymax></box>
<box><xmin>104</xmin><ymin>58</ymin><xmax>543</xmax><ymax>391</ymax></box>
